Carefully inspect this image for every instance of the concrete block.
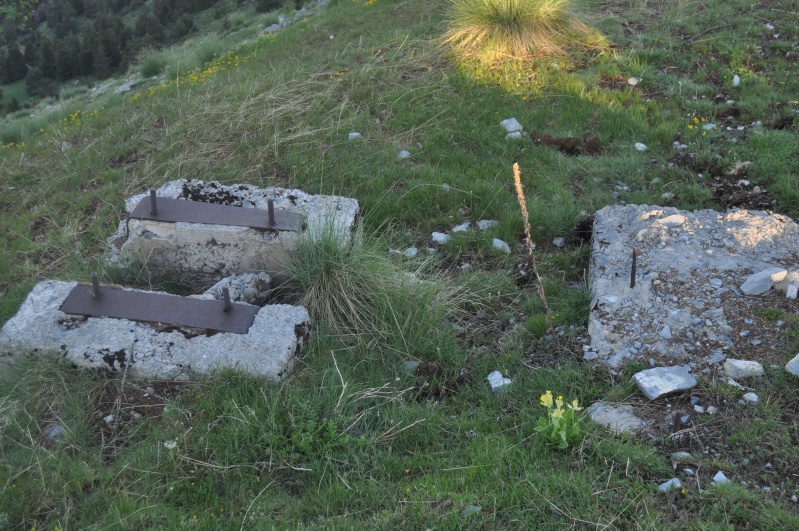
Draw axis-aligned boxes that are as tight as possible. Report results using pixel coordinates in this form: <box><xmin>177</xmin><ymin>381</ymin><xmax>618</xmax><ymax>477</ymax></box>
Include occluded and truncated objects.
<box><xmin>0</xmin><ymin>281</ymin><xmax>310</xmax><ymax>381</ymax></box>
<box><xmin>107</xmin><ymin>179</ymin><xmax>359</xmax><ymax>286</ymax></box>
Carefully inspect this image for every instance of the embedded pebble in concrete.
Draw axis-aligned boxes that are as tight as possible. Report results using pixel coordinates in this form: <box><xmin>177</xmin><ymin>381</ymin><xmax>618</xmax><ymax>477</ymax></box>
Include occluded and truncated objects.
<box><xmin>589</xmin><ymin>205</ymin><xmax>799</xmax><ymax>375</ymax></box>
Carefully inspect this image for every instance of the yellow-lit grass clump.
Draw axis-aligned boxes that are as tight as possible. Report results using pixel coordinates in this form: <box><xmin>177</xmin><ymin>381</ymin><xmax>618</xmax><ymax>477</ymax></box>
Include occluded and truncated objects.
<box><xmin>443</xmin><ymin>0</ymin><xmax>603</xmax><ymax>63</ymax></box>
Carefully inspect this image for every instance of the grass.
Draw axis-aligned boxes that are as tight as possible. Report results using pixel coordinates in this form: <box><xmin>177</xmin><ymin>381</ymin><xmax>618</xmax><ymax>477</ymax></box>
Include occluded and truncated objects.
<box><xmin>1</xmin><ymin>0</ymin><xmax>799</xmax><ymax>528</ymax></box>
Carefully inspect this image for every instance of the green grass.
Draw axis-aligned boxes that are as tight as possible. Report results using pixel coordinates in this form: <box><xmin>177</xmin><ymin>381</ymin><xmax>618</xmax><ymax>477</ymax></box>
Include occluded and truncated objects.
<box><xmin>1</xmin><ymin>0</ymin><xmax>799</xmax><ymax>528</ymax></box>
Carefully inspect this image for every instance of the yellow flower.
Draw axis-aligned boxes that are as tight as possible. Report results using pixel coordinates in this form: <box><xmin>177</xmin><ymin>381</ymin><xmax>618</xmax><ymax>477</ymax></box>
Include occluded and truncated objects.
<box><xmin>556</xmin><ymin>396</ymin><xmax>563</xmax><ymax>408</ymax></box>
<box><xmin>570</xmin><ymin>399</ymin><xmax>583</xmax><ymax>411</ymax></box>
<box><xmin>540</xmin><ymin>390</ymin><xmax>553</xmax><ymax>408</ymax></box>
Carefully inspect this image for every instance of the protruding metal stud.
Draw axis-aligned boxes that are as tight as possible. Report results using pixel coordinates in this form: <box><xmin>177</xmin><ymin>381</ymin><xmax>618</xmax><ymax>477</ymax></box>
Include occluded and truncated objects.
<box><xmin>149</xmin><ymin>189</ymin><xmax>158</xmax><ymax>216</ymax></box>
<box><xmin>631</xmin><ymin>247</ymin><xmax>639</xmax><ymax>289</ymax></box>
<box><xmin>267</xmin><ymin>199</ymin><xmax>276</xmax><ymax>228</ymax></box>
<box><xmin>222</xmin><ymin>287</ymin><xmax>232</xmax><ymax>312</ymax></box>
<box><xmin>91</xmin><ymin>273</ymin><xmax>102</xmax><ymax>299</ymax></box>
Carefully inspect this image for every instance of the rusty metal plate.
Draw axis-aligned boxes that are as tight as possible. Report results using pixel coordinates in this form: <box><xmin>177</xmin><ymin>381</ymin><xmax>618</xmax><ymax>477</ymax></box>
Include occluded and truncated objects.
<box><xmin>59</xmin><ymin>284</ymin><xmax>259</xmax><ymax>334</ymax></box>
<box><xmin>129</xmin><ymin>197</ymin><xmax>304</xmax><ymax>232</ymax></box>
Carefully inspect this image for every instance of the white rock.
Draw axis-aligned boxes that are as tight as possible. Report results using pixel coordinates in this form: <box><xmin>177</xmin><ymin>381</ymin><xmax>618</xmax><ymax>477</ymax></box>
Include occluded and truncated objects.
<box><xmin>742</xmin><ymin>392</ymin><xmax>760</xmax><ymax>404</ymax></box>
<box><xmin>707</xmin><ymin>406</ymin><xmax>718</xmax><ymax>415</ymax></box>
<box><xmin>785</xmin><ymin>284</ymin><xmax>798</xmax><ymax>299</ymax></box>
<box><xmin>784</xmin><ymin>353</ymin><xmax>799</xmax><ymax>377</ymax></box>
<box><xmin>631</xmin><ymin>366</ymin><xmax>697</xmax><ymax>400</ymax></box>
<box><xmin>702</xmin><ymin>123</ymin><xmax>716</xmax><ymax>131</ymax></box>
<box><xmin>263</xmin><ymin>23</ymin><xmax>281</xmax><ymax>33</ymax></box>
<box><xmin>402</xmin><ymin>247</ymin><xmax>418</xmax><ymax>258</ymax></box>
<box><xmin>725</xmin><ymin>377</ymin><xmax>744</xmax><ymax>390</ymax></box>
<box><xmin>656</xmin><ymin>214</ymin><xmax>686</xmax><ymax>228</ymax></box>
<box><xmin>712</xmin><ymin>471</ymin><xmax>729</xmax><ymax>484</ymax></box>
<box><xmin>732</xmin><ymin>75</ymin><xmax>741</xmax><ymax>87</ymax></box>
<box><xmin>431</xmin><ymin>232</ymin><xmax>450</xmax><ymax>244</ymax></box>
<box><xmin>552</xmin><ymin>237</ymin><xmax>566</xmax><ymax>248</ymax></box>
<box><xmin>765</xmin><ymin>23</ymin><xmax>775</xmax><ymax>30</ymax></box>
<box><xmin>348</xmin><ymin>132</ymin><xmax>363</xmax><ymax>141</ymax></box>
<box><xmin>477</xmin><ymin>220</ymin><xmax>499</xmax><ymax>231</ymax></box>
<box><xmin>658</xmin><ymin>478</ymin><xmax>682</xmax><ymax>492</ymax></box>
<box><xmin>659</xmin><ymin>326</ymin><xmax>673</xmax><ymax>339</ymax></box>
<box><xmin>499</xmin><ymin>118</ymin><xmax>523</xmax><ymax>133</ymax></box>
<box><xmin>398</xmin><ymin>150</ymin><xmax>411</xmax><ymax>159</ymax></box>
<box><xmin>628</xmin><ymin>77</ymin><xmax>640</xmax><ymax>86</ymax></box>
<box><xmin>505</xmin><ymin>131</ymin><xmax>523</xmax><ymax>141</ymax></box>
<box><xmin>492</xmin><ymin>238</ymin><xmax>511</xmax><ymax>254</ymax></box>
<box><xmin>486</xmin><ymin>370</ymin><xmax>512</xmax><ymax>393</ymax></box>
<box><xmin>723</xmin><ymin>359</ymin><xmax>764</xmax><ymax>378</ymax></box>
<box><xmin>586</xmin><ymin>402</ymin><xmax>649</xmax><ymax>435</ymax></box>
<box><xmin>740</xmin><ymin>267</ymin><xmax>787</xmax><ymax>295</ymax></box>
<box><xmin>634</xmin><ymin>142</ymin><xmax>648</xmax><ymax>152</ymax></box>
<box><xmin>694</xmin><ymin>405</ymin><xmax>705</xmax><ymax>413</ymax></box>
<box><xmin>104</xmin><ymin>415</ymin><xmax>114</xmax><ymax>424</ymax></box>
<box><xmin>774</xmin><ymin>271</ymin><xmax>799</xmax><ymax>293</ymax></box>
<box><xmin>441</xmin><ymin>183</ymin><xmax>451</xmax><ymax>192</ymax></box>
<box><xmin>452</xmin><ymin>222</ymin><xmax>471</xmax><ymax>233</ymax></box>
<box><xmin>61</xmin><ymin>141</ymin><xmax>72</xmax><ymax>152</ymax></box>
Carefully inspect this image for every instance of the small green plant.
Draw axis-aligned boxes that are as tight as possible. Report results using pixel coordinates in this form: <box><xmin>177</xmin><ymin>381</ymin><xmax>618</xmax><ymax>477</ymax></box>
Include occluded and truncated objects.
<box><xmin>755</xmin><ymin>307</ymin><xmax>784</xmax><ymax>322</ymax></box>
<box><xmin>443</xmin><ymin>0</ymin><xmax>603</xmax><ymax>63</ymax></box>
<box><xmin>536</xmin><ymin>390</ymin><xmax>583</xmax><ymax>450</ymax></box>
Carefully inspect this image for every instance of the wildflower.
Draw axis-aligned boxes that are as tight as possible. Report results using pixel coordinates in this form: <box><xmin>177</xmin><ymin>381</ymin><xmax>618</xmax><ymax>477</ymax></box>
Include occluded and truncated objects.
<box><xmin>540</xmin><ymin>390</ymin><xmax>553</xmax><ymax>408</ymax></box>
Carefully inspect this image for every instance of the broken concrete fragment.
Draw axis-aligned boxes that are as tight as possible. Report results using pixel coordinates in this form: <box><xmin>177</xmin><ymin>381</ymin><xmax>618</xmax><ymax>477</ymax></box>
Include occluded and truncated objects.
<box><xmin>658</xmin><ymin>478</ymin><xmax>682</xmax><ymax>492</ymax></box>
<box><xmin>107</xmin><ymin>179</ymin><xmax>359</xmax><ymax>286</ymax></box>
<box><xmin>786</xmin><ymin>353</ymin><xmax>799</xmax><ymax>377</ymax></box>
<box><xmin>740</xmin><ymin>267</ymin><xmax>788</xmax><ymax>295</ymax></box>
<box><xmin>0</xmin><ymin>281</ymin><xmax>310</xmax><ymax>381</ymax></box>
<box><xmin>723</xmin><ymin>359</ymin><xmax>764</xmax><ymax>378</ymax></box>
<box><xmin>586</xmin><ymin>401</ymin><xmax>649</xmax><ymax>435</ymax></box>
<box><xmin>631</xmin><ymin>366</ymin><xmax>697</xmax><ymax>400</ymax></box>
<box><xmin>486</xmin><ymin>370</ymin><xmax>512</xmax><ymax>393</ymax></box>
<box><xmin>712</xmin><ymin>471</ymin><xmax>729</xmax><ymax>485</ymax></box>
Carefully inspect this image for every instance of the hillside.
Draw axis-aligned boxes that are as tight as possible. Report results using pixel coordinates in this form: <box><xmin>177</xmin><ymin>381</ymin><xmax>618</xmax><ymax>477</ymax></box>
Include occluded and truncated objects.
<box><xmin>1</xmin><ymin>0</ymin><xmax>799</xmax><ymax>528</ymax></box>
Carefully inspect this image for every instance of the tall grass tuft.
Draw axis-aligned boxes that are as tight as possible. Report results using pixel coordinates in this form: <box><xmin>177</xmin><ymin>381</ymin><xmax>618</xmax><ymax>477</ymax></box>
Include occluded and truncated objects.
<box><xmin>284</xmin><ymin>219</ymin><xmax>467</xmax><ymax>355</ymax></box>
<box><xmin>443</xmin><ymin>0</ymin><xmax>602</xmax><ymax>62</ymax></box>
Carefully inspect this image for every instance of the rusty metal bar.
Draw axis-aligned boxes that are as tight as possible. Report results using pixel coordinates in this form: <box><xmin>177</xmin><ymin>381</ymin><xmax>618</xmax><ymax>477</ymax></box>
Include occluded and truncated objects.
<box><xmin>267</xmin><ymin>199</ymin><xmax>276</xmax><ymax>227</ymax></box>
<box><xmin>222</xmin><ymin>287</ymin><xmax>232</xmax><ymax>312</ymax></box>
<box><xmin>91</xmin><ymin>273</ymin><xmax>102</xmax><ymax>299</ymax></box>
<box><xmin>129</xmin><ymin>196</ymin><xmax>304</xmax><ymax>232</ymax></box>
<box><xmin>60</xmin><ymin>284</ymin><xmax>259</xmax><ymax>334</ymax></box>
<box><xmin>149</xmin><ymin>189</ymin><xmax>158</xmax><ymax>216</ymax></box>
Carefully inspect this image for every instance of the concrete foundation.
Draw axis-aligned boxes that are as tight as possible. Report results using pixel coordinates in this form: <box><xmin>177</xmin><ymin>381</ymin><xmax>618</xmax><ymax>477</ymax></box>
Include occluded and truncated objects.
<box><xmin>107</xmin><ymin>179</ymin><xmax>359</xmax><ymax>286</ymax></box>
<box><xmin>0</xmin><ymin>281</ymin><xmax>310</xmax><ymax>381</ymax></box>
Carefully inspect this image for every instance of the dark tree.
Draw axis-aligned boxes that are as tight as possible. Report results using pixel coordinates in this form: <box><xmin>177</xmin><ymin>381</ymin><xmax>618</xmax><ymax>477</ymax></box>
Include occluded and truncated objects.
<box><xmin>38</xmin><ymin>37</ymin><xmax>56</xmax><ymax>78</ymax></box>
<box><xmin>6</xmin><ymin>97</ymin><xmax>21</xmax><ymax>113</ymax></box>
<box><xmin>4</xmin><ymin>45</ymin><xmax>28</xmax><ymax>82</ymax></box>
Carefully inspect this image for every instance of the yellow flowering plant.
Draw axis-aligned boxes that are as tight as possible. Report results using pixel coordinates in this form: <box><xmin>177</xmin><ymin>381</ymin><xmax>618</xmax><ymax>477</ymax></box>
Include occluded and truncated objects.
<box><xmin>536</xmin><ymin>390</ymin><xmax>584</xmax><ymax>450</ymax></box>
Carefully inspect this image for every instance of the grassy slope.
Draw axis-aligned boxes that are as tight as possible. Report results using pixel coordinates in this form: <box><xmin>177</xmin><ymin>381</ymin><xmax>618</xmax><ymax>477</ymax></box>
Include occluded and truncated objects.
<box><xmin>1</xmin><ymin>0</ymin><xmax>799</xmax><ymax>528</ymax></box>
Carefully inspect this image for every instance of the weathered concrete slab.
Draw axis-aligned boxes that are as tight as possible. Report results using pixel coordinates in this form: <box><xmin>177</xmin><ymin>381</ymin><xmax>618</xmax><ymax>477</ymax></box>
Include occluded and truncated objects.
<box><xmin>107</xmin><ymin>179</ymin><xmax>359</xmax><ymax>286</ymax></box>
<box><xmin>0</xmin><ymin>281</ymin><xmax>310</xmax><ymax>381</ymax></box>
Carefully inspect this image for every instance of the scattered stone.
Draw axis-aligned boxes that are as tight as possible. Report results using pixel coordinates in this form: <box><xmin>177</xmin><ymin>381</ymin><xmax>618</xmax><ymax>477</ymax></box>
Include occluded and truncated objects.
<box><xmin>452</xmin><ymin>222</ymin><xmax>471</xmax><ymax>233</ymax></box>
<box><xmin>130</xmin><ymin>411</ymin><xmax>143</xmax><ymax>420</ymax></box>
<box><xmin>742</xmin><ymin>392</ymin><xmax>760</xmax><ymax>404</ymax></box>
<box><xmin>587</xmin><ymin>402</ymin><xmax>649</xmax><ymax>435</ymax></box>
<box><xmin>740</xmin><ymin>267</ymin><xmax>787</xmax><ymax>295</ymax></box>
<box><xmin>732</xmin><ymin>75</ymin><xmax>741</xmax><ymax>87</ymax></box>
<box><xmin>492</xmin><ymin>238</ymin><xmax>511</xmax><ymax>254</ymax></box>
<box><xmin>725</xmin><ymin>377</ymin><xmax>744</xmax><ymax>389</ymax></box>
<box><xmin>398</xmin><ymin>150</ymin><xmax>411</xmax><ymax>159</ymax></box>
<box><xmin>500</xmin><ymin>118</ymin><xmax>523</xmax><ymax>133</ymax></box>
<box><xmin>707</xmin><ymin>405</ymin><xmax>718</xmax><ymax>415</ymax></box>
<box><xmin>635</xmin><ymin>142</ymin><xmax>648</xmax><ymax>152</ymax></box>
<box><xmin>431</xmin><ymin>232</ymin><xmax>450</xmax><ymax>244</ymax></box>
<box><xmin>348</xmin><ymin>132</ymin><xmax>363</xmax><ymax>141</ymax></box>
<box><xmin>486</xmin><ymin>370</ymin><xmax>512</xmax><ymax>393</ymax></box>
<box><xmin>583</xmin><ymin>351</ymin><xmax>598</xmax><ymax>361</ymax></box>
<box><xmin>114</xmin><ymin>81</ymin><xmax>134</xmax><ymax>94</ymax></box>
<box><xmin>401</xmin><ymin>361</ymin><xmax>419</xmax><ymax>374</ymax></box>
<box><xmin>104</xmin><ymin>415</ymin><xmax>114</xmax><ymax>424</ymax></box>
<box><xmin>42</xmin><ymin>424</ymin><xmax>64</xmax><ymax>442</ymax></box>
<box><xmin>659</xmin><ymin>326</ymin><xmax>673</xmax><ymax>339</ymax></box>
<box><xmin>441</xmin><ymin>183</ymin><xmax>451</xmax><ymax>192</ymax></box>
<box><xmin>792</xmin><ymin>495</ymin><xmax>798</xmax><ymax>503</ymax></box>
<box><xmin>694</xmin><ymin>405</ymin><xmax>705</xmax><ymax>413</ymax></box>
<box><xmin>203</xmin><ymin>273</ymin><xmax>272</xmax><ymax>306</ymax></box>
<box><xmin>505</xmin><ymin>132</ymin><xmax>523</xmax><ymax>141</ymax></box>
<box><xmin>263</xmin><ymin>23</ymin><xmax>281</xmax><ymax>33</ymax></box>
<box><xmin>660</xmin><ymin>192</ymin><xmax>675</xmax><ymax>200</ymax></box>
<box><xmin>61</xmin><ymin>141</ymin><xmax>72</xmax><ymax>152</ymax></box>
<box><xmin>476</xmin><ymin>220</ymin><xmax>499</xmax><ymax>231</ymax></box>
<box><xmin>671</xmin><ymin>452</ymin><xmax>693</xmax><ymax>463</ymax></box>
<box><xmin>785</xmin><ymin>284</ymin><xmax>798</xmax><ymax>299</ymax></box>
<box><xmin>402</xmin><ymin>247</ymin><xmax>418</xmax><ymax>258</ymax></box>
<box><xmin>684</xmin><ymin>468</ymin><xmax>695</xmax><ymax>476</ymax></box>
<box><xmin>702</xmin><ymin>123</ymin><xmax>716</xmax><ymax>131</ymax></box>
<box><xmin>786</xmin><ymin>353</ymin><xmax>799</xmax><ymax>377</ymax></box>
<box><xmin>552</xmin><ymin>237</ymin><xmax>566</xmax><ymax>248</ymax></box>
<box><xmin>631</xmin><ymin>366</ymin><xmax>697</xmax><ymax>400</ymax></box>
<box><xmin>628</xmin><ymin>77</ymin><xmax>640</xmax><ymax>86</ymax></box>
<box><xmin>461</xmin><ymin>505</ymin><xmax>482</xmax><ymax>517</ymax></box>
<box><xmin>656</xmin><ymin>214</ymin><xmax>686</xmax><ymax>228</ymax></box>
<box><xmin>723</xmin><ymin>359</ymin><xmax>764</xmax><ymax>378</ymax></box>
<box><xmin>658</xmin><ymin>478</ymin><xmax>682</xmax><ymax>492</ymax></box>
<box><xmin>712</xmin><ymin>471</ymin><xmax>729</xmax><ymax>485</ymax></box>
